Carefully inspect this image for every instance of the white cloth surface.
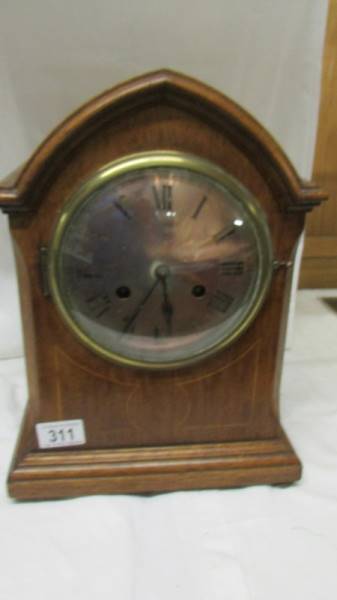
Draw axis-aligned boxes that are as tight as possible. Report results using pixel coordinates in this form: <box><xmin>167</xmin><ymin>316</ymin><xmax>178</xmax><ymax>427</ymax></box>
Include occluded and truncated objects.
<box><xmin>0</xmin><ymin>0</ymin><xmax>328</xmax><ymax>358</ymax></box>
<box><xmin>1</xmin><ymin>290</ymin><xmax>337</xmax><ymax>599</ymax></box>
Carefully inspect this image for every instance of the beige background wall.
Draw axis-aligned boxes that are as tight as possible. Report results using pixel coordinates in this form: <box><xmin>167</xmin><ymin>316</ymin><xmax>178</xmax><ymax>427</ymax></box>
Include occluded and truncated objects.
<box><xmin>0</xmin><ymin>0</ymin><xmax>328</xmax><ymax>357</ymax></box>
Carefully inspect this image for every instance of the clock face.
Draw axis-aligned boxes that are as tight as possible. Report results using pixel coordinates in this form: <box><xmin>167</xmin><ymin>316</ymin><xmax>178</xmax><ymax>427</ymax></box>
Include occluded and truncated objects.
<box><xmin>48</xmin><ymin>152</ymin><xmax>273</xmax><ymax>369</ymax></box>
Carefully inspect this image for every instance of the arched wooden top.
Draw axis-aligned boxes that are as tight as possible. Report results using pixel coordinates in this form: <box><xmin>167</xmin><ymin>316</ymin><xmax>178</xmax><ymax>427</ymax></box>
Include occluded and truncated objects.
<box><xmin>0</xmin><ymin>69</ymin><xmax>326</xmax><ymax>213</ymax></box>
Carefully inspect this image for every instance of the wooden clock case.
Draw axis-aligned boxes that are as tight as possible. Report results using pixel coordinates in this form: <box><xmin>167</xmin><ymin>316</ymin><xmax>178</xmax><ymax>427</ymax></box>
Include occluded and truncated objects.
<box><xmin>0</xmin><ymin>70</ymin><xmax>324</xmax><ymax>500</ymax></box>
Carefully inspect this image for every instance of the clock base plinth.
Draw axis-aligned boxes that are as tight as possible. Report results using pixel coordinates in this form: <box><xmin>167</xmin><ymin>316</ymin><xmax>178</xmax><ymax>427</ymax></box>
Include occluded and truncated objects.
<box><xmin>8</xmin><ymin>425</ymin><xmax>301</xmax><ymax>501</ymax></box>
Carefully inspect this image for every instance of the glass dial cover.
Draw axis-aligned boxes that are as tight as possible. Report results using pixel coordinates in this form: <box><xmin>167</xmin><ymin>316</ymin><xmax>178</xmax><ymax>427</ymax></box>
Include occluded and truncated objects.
<box><xmin>48</xmin><ymin>152</ymin><xmax>273</xmax><ymax>369</ymax></box>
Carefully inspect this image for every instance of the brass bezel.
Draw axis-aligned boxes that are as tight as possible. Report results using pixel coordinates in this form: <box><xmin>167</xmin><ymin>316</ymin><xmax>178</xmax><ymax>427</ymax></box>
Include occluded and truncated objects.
<box><xmin>48</xmin><ymin>151</ymin><xmax>274</xmax><ymax>370</ymax></box>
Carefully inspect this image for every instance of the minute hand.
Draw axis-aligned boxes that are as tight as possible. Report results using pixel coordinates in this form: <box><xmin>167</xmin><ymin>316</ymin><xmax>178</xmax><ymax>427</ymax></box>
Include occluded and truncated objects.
<box><xmin>123</xmin><ymin>278</ymin><xmax>160</xmax><ymax>333</ymax></box>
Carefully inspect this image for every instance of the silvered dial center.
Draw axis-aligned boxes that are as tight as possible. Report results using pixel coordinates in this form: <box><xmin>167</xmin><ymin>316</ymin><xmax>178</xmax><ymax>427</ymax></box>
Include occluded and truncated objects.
<box><xmin>155</xmin><ymin>264</ymin><xmax>170</xmax><ymax>279</ymax></box>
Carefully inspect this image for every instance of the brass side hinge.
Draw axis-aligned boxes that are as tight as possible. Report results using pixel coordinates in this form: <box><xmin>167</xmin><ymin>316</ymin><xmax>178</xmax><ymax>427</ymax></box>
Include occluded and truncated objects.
<box><xmin>273</xmin><ymin>259</ymin><xmax>293</xmax><ymax>271</ymax></box>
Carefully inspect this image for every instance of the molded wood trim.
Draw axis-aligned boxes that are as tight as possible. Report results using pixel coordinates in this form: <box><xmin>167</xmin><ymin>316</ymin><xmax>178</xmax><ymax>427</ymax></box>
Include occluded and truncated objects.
<box><xmin>0</xmin><ymin>70</ymin><xmax>325</xmax><ymax>214</ymax></box>
<box><xmin>8</xmin><ymin>425</ymin><xmax>301</xmax><ymax>500</ymax></box>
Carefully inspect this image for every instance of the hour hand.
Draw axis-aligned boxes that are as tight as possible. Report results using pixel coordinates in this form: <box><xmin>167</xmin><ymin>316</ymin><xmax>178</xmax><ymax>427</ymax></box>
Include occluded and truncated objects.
<box><xmin>155</xmin><ymin>265</ymin><xmax>174</xmax><ymax>335</ymax></box>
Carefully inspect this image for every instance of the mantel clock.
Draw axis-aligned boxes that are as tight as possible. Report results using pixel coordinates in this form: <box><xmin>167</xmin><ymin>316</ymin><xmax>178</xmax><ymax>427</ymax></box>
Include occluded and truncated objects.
<box><xmin>0</xmin><ymin>71</ymin><xmax>325</xmax><ymax>500</ymax></box>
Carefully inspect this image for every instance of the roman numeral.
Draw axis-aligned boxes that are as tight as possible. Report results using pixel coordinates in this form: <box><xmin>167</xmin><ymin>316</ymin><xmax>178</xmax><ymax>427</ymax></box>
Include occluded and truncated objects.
<box><xmin>192</xmin><ymin>195</ymin><xmax>207</xmax><ymax>219</ymax></box>
<box><xmin>114</xmin><ymin>197</ymin><xmax>132</xmax><ymax>220</ymax></box>
<box><xmin>220</xmin><ymin>261</ymin><xmax>244</xmax><ymax>275</ymax></box>
<box><xmin>96</xmin><ymin>305</ymin><xmax>111</xmax><ymax>318</ymax></box>
<box><xmin>86</xmin><ymin>293</ymin><xmax>111</xmax><ymax>318</ymax></box>
<box><xmin>152</xmin><ymin>184</ymin><xmax>173</xmax><ymax>212</ymax></box>
<box><xmin>76</xmin><ymin>270</ymin><xmax>102</xmax><ymax>280</ymax></box>
<box><xmin>208</xmin><ymin>290</ymin><xmax>233</xmax><ymax>313</ymax></box>
<box><xmin>213</xmin><ymin>226</ymin><xmax>236</xmax><ymax>243</ymax></box>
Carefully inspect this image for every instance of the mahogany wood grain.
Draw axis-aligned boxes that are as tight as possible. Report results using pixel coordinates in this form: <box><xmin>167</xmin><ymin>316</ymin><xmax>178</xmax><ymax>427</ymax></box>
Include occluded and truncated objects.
<box><xmin>0</xmin><ymin>70</ymin><xmax>322</xmax><ymax>500</ymax></box>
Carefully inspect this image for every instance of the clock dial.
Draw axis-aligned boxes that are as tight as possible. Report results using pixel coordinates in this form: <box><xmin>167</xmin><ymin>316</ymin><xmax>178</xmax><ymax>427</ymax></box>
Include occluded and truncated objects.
<box><xmin>49</xmin><ymin>152</ymin><xmax>273</xmax><ymax>368</ymax></box>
